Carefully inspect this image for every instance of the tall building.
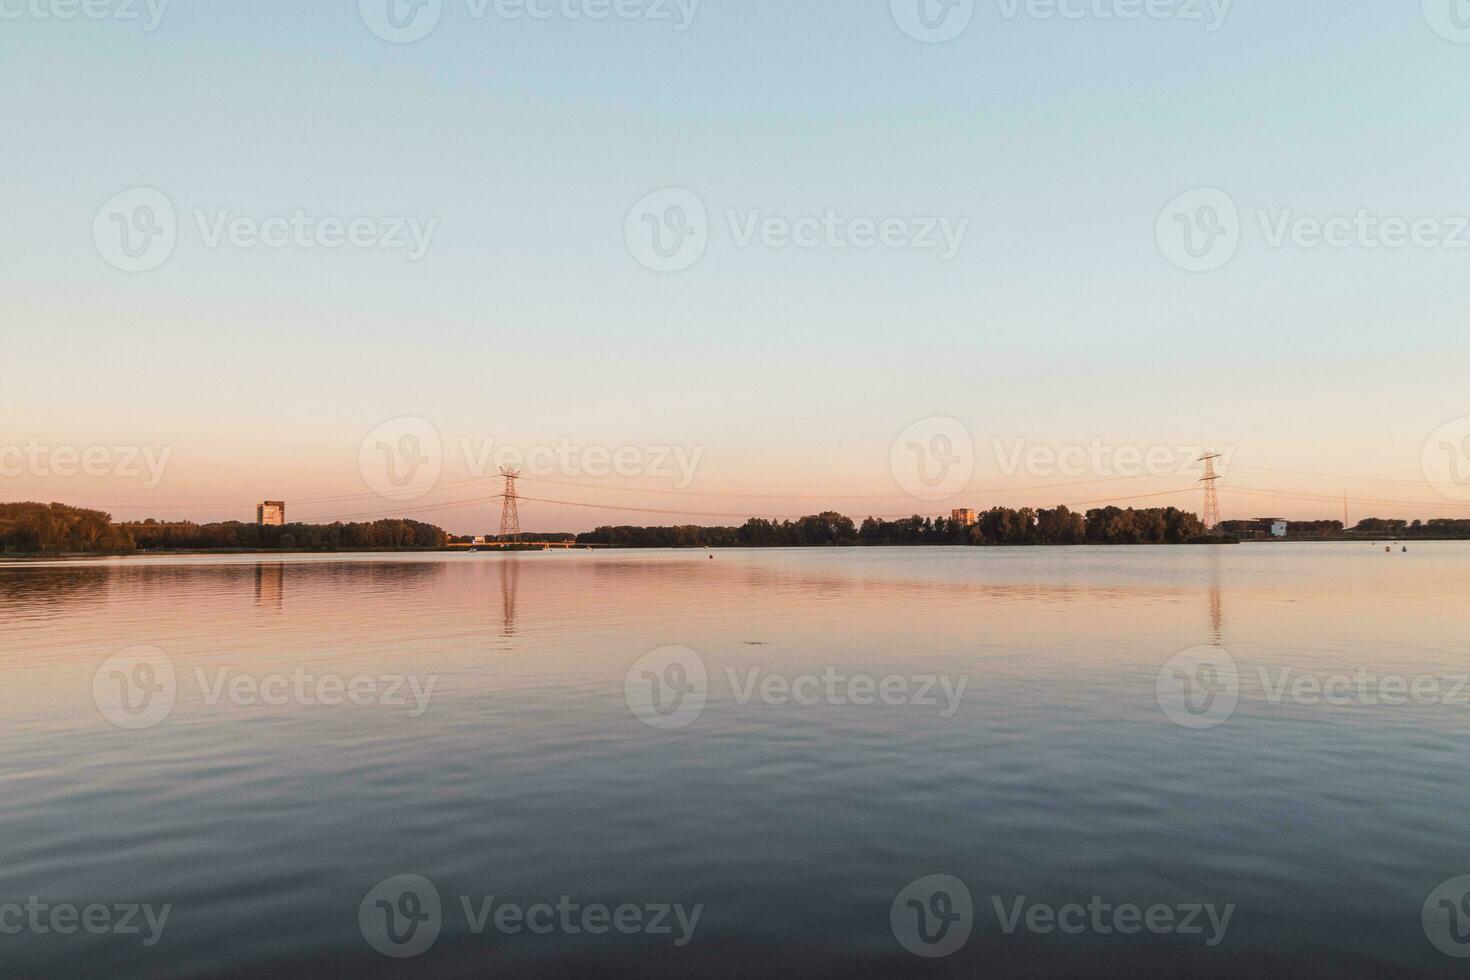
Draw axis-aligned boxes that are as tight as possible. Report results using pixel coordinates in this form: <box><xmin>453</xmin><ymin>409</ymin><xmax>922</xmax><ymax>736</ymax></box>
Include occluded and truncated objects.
<box><xmin>951</xmin><ymin>508</ymin><xmax>977</xmax><ymax>527</ymax></box>
<box><xmin>257</xmin><ymin>501</ymin><xmax>286</xmax><ymax>527</ymax></box>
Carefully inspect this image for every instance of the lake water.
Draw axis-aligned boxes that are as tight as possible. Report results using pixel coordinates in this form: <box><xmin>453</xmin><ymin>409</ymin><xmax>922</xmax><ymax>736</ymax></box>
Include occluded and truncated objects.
<box><xmin>2</xmin><ymin>544</ymin><xmax>1469</xmax><ymax>977</ymax></box>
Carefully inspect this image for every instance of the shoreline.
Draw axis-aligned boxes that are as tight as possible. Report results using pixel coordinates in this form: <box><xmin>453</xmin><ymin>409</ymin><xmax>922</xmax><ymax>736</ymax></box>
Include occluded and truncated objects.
<box><xmin>4</xmin><ymin>537</ymin><xmax>1465</xmax><ymax>562</ymax></box>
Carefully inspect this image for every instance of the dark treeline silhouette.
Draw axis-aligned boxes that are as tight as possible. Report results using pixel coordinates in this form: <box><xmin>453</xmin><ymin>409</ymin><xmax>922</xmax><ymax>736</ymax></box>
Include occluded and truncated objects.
<box><xmin>0</xmin><ymin>502</ymin><xmax>136</xmax><ymax>553</ymax></box>
<box><xmin>1352</xmin><ymin>518</ymin><xmax>1470</xmax><ymax>538</ymax></box>
<box><xmin>1</xmin><ymin>503</ymin><xmax>452</xmax><ymax>554</ymax></box>
<box><xmin>8</xmin><ymin>500</ymin><xmax>1469</xmax><ymax>556</ymax></box>
<box><xmin>577</xmin><ymin>506</ymin><xmax>1209</xmax><ymax>548</ymax></box>
<box><xmin>124</xmin><ymin>519</ymin><xmax>448</xmax><ymax>552</ymax></box>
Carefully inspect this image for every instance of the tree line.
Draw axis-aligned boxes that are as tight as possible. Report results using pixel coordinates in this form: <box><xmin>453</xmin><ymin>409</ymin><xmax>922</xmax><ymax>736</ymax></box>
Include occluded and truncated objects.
<box><xmin>124</xmin><ymin>519</ymin><xmax>448</xmax><ymax>551</ymax></box>
<box><xmin>0</xmin><ymin>502</ymin><xmax>449</xmax><ymax>554</ymax></box>
<box><xmin>576</xmin><ymin>506</ymin><xmax>1210</xmax><ymax>548</ymax></box>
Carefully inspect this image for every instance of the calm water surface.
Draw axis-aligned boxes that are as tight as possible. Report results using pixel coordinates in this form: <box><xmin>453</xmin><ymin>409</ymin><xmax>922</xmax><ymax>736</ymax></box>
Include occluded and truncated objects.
<box><xmin>2</xmin><ymin>544</ymin><xmax>1469</xmax><ymax>977</ymax></box>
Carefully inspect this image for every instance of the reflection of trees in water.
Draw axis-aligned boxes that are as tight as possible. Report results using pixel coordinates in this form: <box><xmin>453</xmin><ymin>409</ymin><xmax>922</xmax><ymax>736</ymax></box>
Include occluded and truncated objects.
<box><xmin>2</xmin><ymin>560</ymin><xmax>450</xmax><ymax>613</ymax></box>
<box><xmin>0</xmin><ymin>566</ymin><xmax>112</xmax><ymax>612</ymax></box>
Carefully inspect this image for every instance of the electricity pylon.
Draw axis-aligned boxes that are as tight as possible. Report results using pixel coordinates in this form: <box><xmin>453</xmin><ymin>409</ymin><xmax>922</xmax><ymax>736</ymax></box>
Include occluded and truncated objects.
<box><xmin>1199</xmin><ymin>452</ymin><xmax>1222</xmax><ymax>531</ymax></box>
<box><xmin>499</xmin><ymin>467</ymin><xmax>521</xmax><ymax>543</ymax></box>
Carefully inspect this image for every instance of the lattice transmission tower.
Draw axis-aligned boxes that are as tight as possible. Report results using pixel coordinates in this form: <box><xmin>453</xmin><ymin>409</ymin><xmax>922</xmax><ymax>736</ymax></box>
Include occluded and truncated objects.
<box><xmin>498</xmin><ymin>467</ymin><xmax>521</xmax><ymax>543</ymax></box>
<box><xmin>1199</xmin><ymin>452</ymin><xmax>1222</xmax><ymax>531</ymax></box>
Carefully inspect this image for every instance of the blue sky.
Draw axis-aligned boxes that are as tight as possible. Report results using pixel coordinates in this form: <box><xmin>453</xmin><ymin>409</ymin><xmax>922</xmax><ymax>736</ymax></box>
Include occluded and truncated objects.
<box><xmin>4</xmin><ymin>1</ymin><xmax>1469</xmax><ymax>528</ymax></box>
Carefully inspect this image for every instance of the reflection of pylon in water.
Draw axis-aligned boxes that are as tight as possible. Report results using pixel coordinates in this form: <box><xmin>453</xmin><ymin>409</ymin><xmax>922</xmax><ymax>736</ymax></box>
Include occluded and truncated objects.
<box><xmin>1199</xmin><ymin>452</ymin><xmax>1222</xmax><ymax>531</ymax></box>
<box><xmin>500</xmin><ymin>557</ymin><xmax>519</xmax><ymax>636</ymax></box>
<box><xmin>1206</xmin><ymin>545</ymin><xmax>1224</xmax><ymax>646</ymax></box>
<box><xmin>499</xmin><ymin>467</ymin><xmax>521</xmax><ymax>543</ymax></box>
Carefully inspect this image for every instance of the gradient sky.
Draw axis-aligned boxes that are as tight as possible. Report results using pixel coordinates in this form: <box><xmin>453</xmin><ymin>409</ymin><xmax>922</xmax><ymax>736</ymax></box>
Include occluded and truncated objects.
<box><xmin>4</xmin><ymin>0</ymin><xmax>1469</xmax><ymax>532</ymax></box>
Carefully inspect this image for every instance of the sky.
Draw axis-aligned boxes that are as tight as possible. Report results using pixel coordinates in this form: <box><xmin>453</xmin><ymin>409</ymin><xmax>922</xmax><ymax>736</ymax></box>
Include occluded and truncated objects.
<box><xmin>4</xmin><ymin>0</ymin><xmax>1470</xmax><ymax>532</ymax></box>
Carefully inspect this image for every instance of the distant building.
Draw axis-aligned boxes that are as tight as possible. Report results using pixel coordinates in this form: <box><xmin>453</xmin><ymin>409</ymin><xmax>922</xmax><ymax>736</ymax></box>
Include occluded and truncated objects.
<box><xmin>1220</xmin><ymin>517</ymin><xmax>1289</xmax><ymax>540</ymax></box>
<box><xmin>257</xmin><ymin>501</ymin><xmax>286</xmax><ymax>527</ymax></box>
<box><xmin>951</xmin><ymin>508</ymin><xmax>977</xmax><ymax>527</ymax></box>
